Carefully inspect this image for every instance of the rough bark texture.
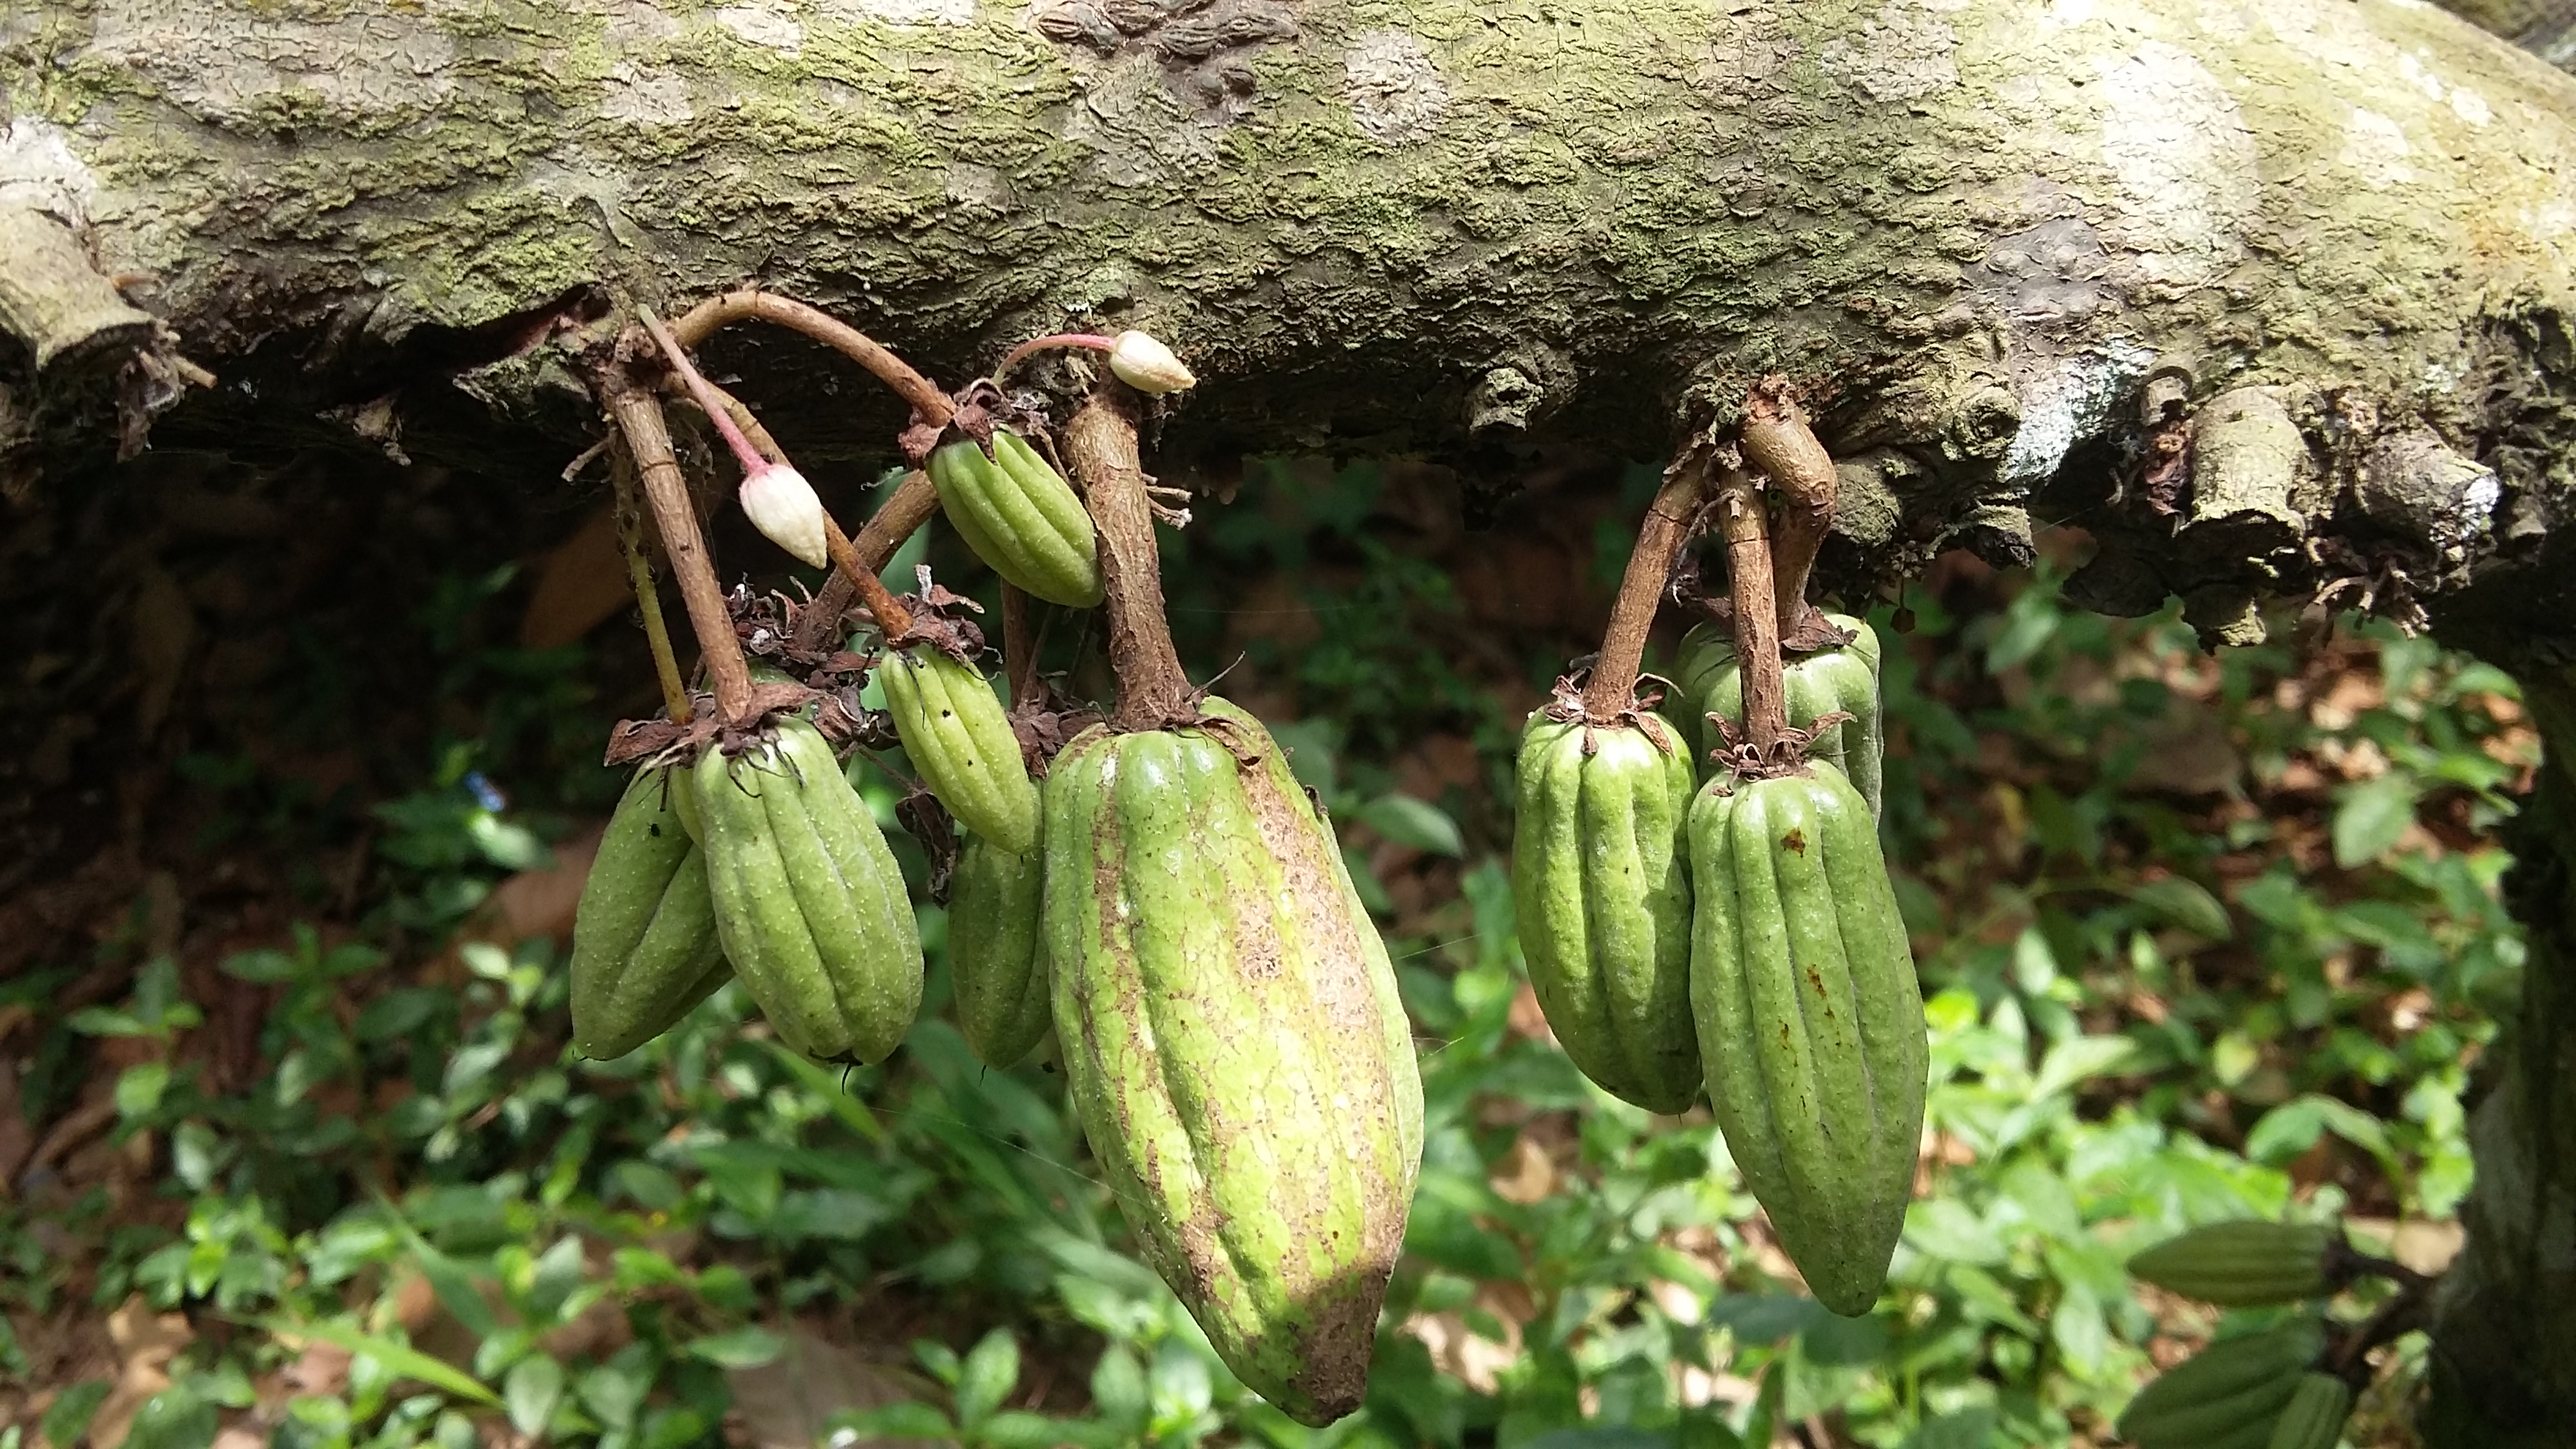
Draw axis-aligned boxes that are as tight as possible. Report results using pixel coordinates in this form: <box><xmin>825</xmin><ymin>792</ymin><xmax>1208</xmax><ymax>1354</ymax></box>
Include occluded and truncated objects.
<box><xmin>11</xmin><ymin>0</ymin><xmax>2576</xmax><ymax>1438</ymax></box>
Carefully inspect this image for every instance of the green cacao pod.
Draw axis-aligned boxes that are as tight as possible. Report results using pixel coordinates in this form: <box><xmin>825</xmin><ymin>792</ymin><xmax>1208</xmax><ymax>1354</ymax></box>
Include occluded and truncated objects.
<box><xmin>570</xmin><ymin>766</ymin><xmax>732</xmax><ymax>1059</ymax></box>
<box><xmin>1678</xmin><ymin>615</ymin><xmax>1885</xmax><ymax>815</ymax></box>
<box><xmin>927</xmin><ymin>430</ymin><xmax>1104</xmax><ymax>608</ymax></box>
<box><xmin>1511</xmin><ymin>710</ymin><xmax>1700</xmax><ymax>1113</ymax></box>
<box><xmin>2127</xmin><ymin>1220</ymin><xmax>2338</xmax><ymax>1306</ymax></box>
<box><xmin>695</xmin><ymin>717</ymin><xmax>924</xmax><ymax>1064</ymax></box>
<box><xmin>879</xmin><ymin>646</ymin><xmax>1040</xmax><ymax>856</ymax></box>
<box><xmin>1046</xmin><ymin>697</ymin><xmax>1422</xmax><ymax>1425</ymax></box>
<box><xmin>1688</xmin><ymin>762</ymin><xmax>1925</xmax><ymax>1316</ymax></box>
<box><xmin>949</xmin><ymin>829</ymin><xmax>1050</xmax><ymax>1069</ymax></box>
<box><xmin>2264</xmin><ymin>1372</ymin><xmax>2354</xmax><ymax>1449</ymax></box>
<box><xmin>2114</xmin><ymin>1317</ymin><xmax>2327</xmax><ymax>1449</ymax></box>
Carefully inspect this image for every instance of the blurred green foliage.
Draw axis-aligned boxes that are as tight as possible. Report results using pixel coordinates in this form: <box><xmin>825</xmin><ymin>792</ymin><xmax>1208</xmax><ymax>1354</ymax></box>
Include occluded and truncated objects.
<box><xmin>1</xmin><ymin>461</ymin><xmax>2533</xmax><ymax>1449</ymax></box>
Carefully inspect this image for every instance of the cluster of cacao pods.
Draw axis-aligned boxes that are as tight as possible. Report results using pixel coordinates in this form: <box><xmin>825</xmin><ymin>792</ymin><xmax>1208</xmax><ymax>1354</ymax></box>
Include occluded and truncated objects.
<box><xmin>2115</xmin><ymin>1219</ymin><xmax>2362</xmax><ymax>1449</ymax></box>
<box><xmin>576</xmin><ymin>323</ymin><xmax>1421</xmax><ymax>1427</ymax></box>
<box><xmin>1512</xmin><ymin>444</ymin><xmax>1924</xmax><ymax>1319</ymax></box>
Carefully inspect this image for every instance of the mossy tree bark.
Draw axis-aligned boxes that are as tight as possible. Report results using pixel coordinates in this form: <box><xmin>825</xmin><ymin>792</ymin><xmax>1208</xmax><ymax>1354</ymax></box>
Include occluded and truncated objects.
<box><xmin>11</xmin><ymin>0</ymin><xmax>2576</xmax><ymax>1438</ymax></box>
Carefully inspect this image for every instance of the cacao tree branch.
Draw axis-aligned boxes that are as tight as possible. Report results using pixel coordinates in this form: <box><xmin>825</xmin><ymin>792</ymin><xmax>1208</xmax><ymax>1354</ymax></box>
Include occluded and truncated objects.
<box><xmin>1579</xmin><ymin>460</ymin><xmax>1705</xmax><ymax>723</ymax></box>
<box><xmin>1065</xmin><ymin>382</ymin><xmax>1192</xmax><ymax>730</ymax></box>
<box><xmin>1737</xmin><ymin>383</ymin><xmax>1839</xmax><ymax>648</ymax></box>
<box><xmin>605</xmin><ymin>385</ymin><xmax>752</xmax><ymax>724</ymax></box>
<box><xmin>1713</xmin><ymin>461</ymin><xmax>1787</xmax><ymax>758</ymax></box>
<box><xmin>0</xmin><ymin>205</ymin><xmax>155</xmax><ymax>376</ymax></box>
<box><xmin>610</xmin><ymin>443</ymin><xmax>691</xmax><ymax>724</ymax></box>
<box><xmin>792</xmin><ymin>471</ymin><xmax>941</xmax><ymax>655</ymax></box>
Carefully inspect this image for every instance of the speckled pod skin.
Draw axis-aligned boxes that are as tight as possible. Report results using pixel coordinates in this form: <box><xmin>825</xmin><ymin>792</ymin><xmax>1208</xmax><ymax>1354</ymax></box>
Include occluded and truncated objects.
<box><xmin>927</xmin><ymin>430</ymin><xmax>1105</xmax><ymax>608</ymax></box>
<box><xmin>1678</xmin><ymin>614</ymin><xmax>1885</xmax><ymax>815</ymax></box>
<box><xmin>694</xmin><ymin>717</ymin><xmax>923</xmax><ymax>1065</ymax></box>
<box><xmin>570</xmin><ymin>766</ymin><xmax>730</xmax><ymax>1059</ymax></box>
<box><xmin>1688</xmin><ymin>762</ymin><xmax>1926</xmax><ymax>1317</ymax></box>
<box><xmin>1511</xmin><ymin>711</ymin><xmax>1700</xmax><ymax>1113</ymax></box>
<box><xmin>1044</xmin><ymin>697</ymin><xmax>1422</xmax><ymax>1427</ymax></box>
<box><xmin>2114</xmin><ymin>1318</ymin><xmax>2325</xmax><ymax>1449</ymax></box>
<box><xmin>880</xmin><ymin>647</ymin><xmax>1040</xmax><ymax>856</ymax></box>
<box><xmin>949</xmin><ymin>829</ymin><xmax>1050</xmax><ymax>1069</ymax></box>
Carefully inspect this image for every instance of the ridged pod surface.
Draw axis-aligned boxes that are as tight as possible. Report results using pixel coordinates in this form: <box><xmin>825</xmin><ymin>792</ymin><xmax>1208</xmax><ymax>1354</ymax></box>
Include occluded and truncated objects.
<box><xmin>949</xmin><ymin>830</ymin><xmax>1050</xmax><ymax>1069</ymax></box>
<box><xmin>695</xmin><ymin>717</ymin><xmax>924</xmax><ymax>1064</ymax></box>
<box><xmin>927</xmin><ymin>431</ymin><xmax>1104</xmax><ymax>608</ymax></box>
<box><xmin>1678</xmin><ymin>615</ymin><xmax>1884</xmax><ymax>814</ymax></box>
<box><xmin>1511</xmin><ymin>711</ymin><xmax>1699</xmax><ymax>1112</ymax></box>
<box><xmin>1688</xmin><ymin>762</ymin><xmax>1926</xmax><ymax>1316</ymax></box>
<box><xmin>2127</xmin><ymin>1220</ymin><xmax>2337</xmax><ymax>1306</ymax></box>
<box><xmin>2265</xmin><ymin>1373</ymin><xmax>2354</xmax><ymax>1449</ymax></box>
<box><xmin>2115</xmin><ymin>1317</ymin><xmax>2326</xmax><ymax>1449</ymax></box>
<box><xmin>570</xmin><ymin>766</ymin><xmax>731</xmax><ymax>1059</ymax></box>
<box><xmin>1045</xmin><ymin>697</ymin><xmax>1422</xmax><ymax>1425</ymax></box>
<box><xmin>880</xmin><ymin>647</ymin><xmax>1040</xmax><ymax>855</ymax></box>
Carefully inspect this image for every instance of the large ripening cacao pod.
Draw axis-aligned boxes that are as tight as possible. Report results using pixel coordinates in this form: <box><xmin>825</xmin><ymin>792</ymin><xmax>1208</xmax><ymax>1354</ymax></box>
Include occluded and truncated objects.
<box><xmin>879</xmin><ymin>646</ymin><xmax>1041</xmax><ymax>856</ymax></box>
<box><xmin>1678</xmin><ymin>614</ymin><xmax>1885</xmax><ymax>814</ymax></box>
<box><xmin>569</xmin><ymin>766</ymin><xmax>731</xmax><ymax>1058</ymax></box>
<box><xmin>926</xmin><ymin>430</ymin><xmax>1105</xmax><ymax>608</ymax></box>
<box><xmin>1511</xmin><ymin>710</ymin><xmax>1700</xmax><ymax>1113</ymax></box>
<box><xmin>2114</xmin><ymin>1316</ymin><xmax>2326</xmax><ymax>1449</ymax></box>
<box><xmin>2126</xmin><ymin>1220</ymin><xmax>2338</xmax><ymax>1306</ymax></box>
<box><xmin>695</xmin><ymin>716</ymin><xmax>924</xmax><ymax>1064</ymax></box>
<box><xmin>1046</xmin><ymin>697</ymin><xmax>1423</xmax><ymax>1425</ymax></box>
<box><xmin>949</xmin><ymin>830</ymin><xmax>1050</xmax><ymax>1069</ymax></box>
<box><xmin>1688</xmin><ymin>761</ymin><xmax>1926</xmax><ymax>1316</ymax></box>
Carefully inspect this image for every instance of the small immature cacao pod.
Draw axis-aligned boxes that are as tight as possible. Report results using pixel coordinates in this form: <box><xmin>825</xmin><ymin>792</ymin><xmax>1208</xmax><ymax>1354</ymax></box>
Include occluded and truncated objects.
<box><xmin>879</xmin><ymin>646</ymin><xmax>1040</xmax><ymax>856</ymax></box>
<box><xmin>949</xmin><ymin>829</ymin><xmax>1050</xmax><ymax>1069</ymax></box>
<box><xmin>1689</xmin><ymin>761</ymin><xmax>1924</xmax><ymax>1316</ymax></box>
<box><xmin>1679</xmin><ymin>614</ymin><xmax>1885</xmax><ymax>814</ymax></box>
<box><xmin>570</xmin><ymin>765</ymin><xmax>732</xmax><ymax>1059</ymax></box>
<box><xmin>927</xmin><ymin>429</ymin><xmax>1104</xmax><ymax>608</ymax></box>
<box><xmin>1511</xmin><ymin>711</ymin><xmax>1699</xmax><ymax>1113</ymax></box>
<box><xmin>2126</xmin><ymin>1220</ymin><xmax>2338</xmax><ymax>1306</ymax></box>
<box><xmin>695</xmin><ymin>717</ymin><xmax>924</xmax><ymax>1064</ymax></box>
<box><xmin>2114</xmin><ymin>1317</ymin><xmax>2326</xmax><ymax>1449</ymax></box>
<box><xmin>1046</xmin><ymin>697</ymin><xmax>1422</xmax><ymax>1426</ymax></box>
<box><xmin>2264</xmin><ymin>1372</ymin><xmax>2354</xmax><ymax>1449</ymax></box>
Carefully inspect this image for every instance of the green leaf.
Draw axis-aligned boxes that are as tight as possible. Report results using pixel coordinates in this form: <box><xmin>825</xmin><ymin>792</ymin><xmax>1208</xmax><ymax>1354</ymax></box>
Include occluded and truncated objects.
<box><xmin>831</xmin><ymin>1403</ymin><xmax>957</xmax><ymax>1441</ymax></box>
<box><xmin>2331</xmin><ymin>775</ymin><xmax>2418</xmax><ymax>869</ymax></box>
<box><xmin>954</xmin><ymin>1329</ymin><xmax>1020</xmax><ymax>1431</ymax></box>
<box><xmin>2124</xmin><ymin>877</ymin><xmax>2233</xmax><ymax>939</ymax></box>
<box><xmin>975</xmin><ymin>1411</ymin><xmax>1077</xmax><ymax>1448</ymax></box>
<box><xmin>122</xmin><ymin>1385</ymin><xmax>217</xmax><ymax>1449</ymax></box>
<box><xmin>1356</xmin><ymin>793</ymin><xmax>1465</xmax><ymax>856</ymax></box>
<box><xmin>684</xmin><ymin>1326</ymin><xmax>784</xmax><ymax>1369</ymax></box>
<box><xmin>41</xmin><ymin>1381</ymin><xmax>112</xmax><ymax>1449</ymax></box>
<box><xmin>505</xmin><ymin>1356</ymin><xmax>565</xmax><ymax>1438</ymax></box>
<box><xmin>2032</xmin><ymin>1036</ymin><xmax>2138</xmax><ymax>1099</ymax></box>
<box><xmin>115</xmin><ymin>1061</ymin><xmax>172</xmax><ymax>1118</ymax></box>
<box><xmin>467</xmin><ymin>814</ymin><xmax>553</xmax><ymax>871</ymax></box>
<box><xmin>242</xmin><ymin>1318</ymin><xmax>499</xmax><ymax>1406</ymax></box>
<box><xmin>2048</xmin><ymin>1282</ymin><xmax>2109</xmax><ymax>1380</ymax></box>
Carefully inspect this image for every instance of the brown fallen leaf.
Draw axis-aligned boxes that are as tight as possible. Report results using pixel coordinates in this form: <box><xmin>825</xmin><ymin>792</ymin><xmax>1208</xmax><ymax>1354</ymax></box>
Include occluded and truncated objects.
<box><xmin>522</xmin><ymin>507</ymin><xmax>636</xmax><ymax>650</ymax></box>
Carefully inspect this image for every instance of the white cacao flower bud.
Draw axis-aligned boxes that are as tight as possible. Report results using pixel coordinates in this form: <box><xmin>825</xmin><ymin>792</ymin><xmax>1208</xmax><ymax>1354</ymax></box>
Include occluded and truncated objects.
<box><xmin>1107</xmin><ymin>330</ymin><xmax>1196</xmax><ymax>394</ymax></box>
<box><xmin>739</xmin><ymin>463</ymin><xmax>829</xmax><ymax>568</ymax></box>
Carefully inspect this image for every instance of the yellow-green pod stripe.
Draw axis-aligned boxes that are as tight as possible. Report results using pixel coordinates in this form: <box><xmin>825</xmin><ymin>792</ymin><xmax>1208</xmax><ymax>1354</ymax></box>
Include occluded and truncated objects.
<box><xmin>1688</xmin><ymin>763</ymin><xmax>1925</xmax><ymax>1316</ymax></box>
<box><xmin>1045</xmin><ymin>697</ymin><xmax>1421</xmax><ymax>1426</ymax></box>
<box><xmin>950</xmin><ymin>831</ymin><xmax>1050</xmax><ymax>1069</ymax></box>
<box><xmin>1511</xmin><ymin>713</ymin><xmax>1699</xmax><ymax>1113</ymax></box>
<box><xmin>2264</xmin><ymin>1374</ymin><xmax>2353</xmax><ymax>1449</ymax></box>
<box><xmin>1679</xmin><ymin>615</ymin><xmax>1885</xmax><ymax>814</ymax></box>
<box><xmin>927</xmin><ymin>432</ymin><xmax>1104</xmax><ymax>608</ymax></box>
<box><xmin>2115</xmin><ymin>1319</ymin><xmax>2325</xmax><ymax>1449</ymax></box>
<box><xmin>880</xmin><ymin>647</ymin><xmax>1040</xmax><ymax>856</ymax></box>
